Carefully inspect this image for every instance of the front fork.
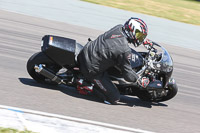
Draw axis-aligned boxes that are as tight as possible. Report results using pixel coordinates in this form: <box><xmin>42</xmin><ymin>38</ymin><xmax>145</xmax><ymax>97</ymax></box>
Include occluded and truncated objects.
<box><xmin>167</xmin><ymin>78</ymin><xmax>176</xmax><ymax>88</ymax></box>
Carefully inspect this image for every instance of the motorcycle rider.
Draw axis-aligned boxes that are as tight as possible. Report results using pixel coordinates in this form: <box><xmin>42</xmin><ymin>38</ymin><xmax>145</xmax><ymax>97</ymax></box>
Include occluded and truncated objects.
<box><xmin>77</xmin><ymin>17</ymin><xmax>152</xmax><ymax>104</ymax></box>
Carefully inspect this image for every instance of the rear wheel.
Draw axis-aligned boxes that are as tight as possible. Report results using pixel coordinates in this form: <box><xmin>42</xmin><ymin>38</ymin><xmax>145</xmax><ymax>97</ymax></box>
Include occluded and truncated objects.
<box><xmin>27</xmin><ymin>52</ymin><xmax>61</xmax><ymax>84</ymax></box>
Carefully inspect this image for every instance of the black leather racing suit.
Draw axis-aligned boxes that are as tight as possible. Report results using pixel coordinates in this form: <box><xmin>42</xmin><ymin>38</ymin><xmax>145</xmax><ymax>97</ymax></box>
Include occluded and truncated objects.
<box><xmin>78</xmin><ymin>24</ymin><xmax>139</xmax><ymax>104</ymax></box>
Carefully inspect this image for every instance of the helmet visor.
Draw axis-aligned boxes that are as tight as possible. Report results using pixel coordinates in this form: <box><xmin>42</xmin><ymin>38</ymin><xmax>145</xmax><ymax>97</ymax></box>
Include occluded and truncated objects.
<box><xmin>135</xmin><ymin>29</ymin><xmax>147</xmax><ymax>44</ymax></box>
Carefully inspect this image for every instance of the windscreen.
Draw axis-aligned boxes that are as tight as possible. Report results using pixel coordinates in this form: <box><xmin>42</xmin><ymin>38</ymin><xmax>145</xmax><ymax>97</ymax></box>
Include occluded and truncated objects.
<box><xmin>159</xmin><ymin>47</ymin><xmax>173</xmax><ymax>73</ymax></box>
<box><xmin>152</xmin><ymin>45</ymin><xmax>173</xmax><ymax>87</ymax></box>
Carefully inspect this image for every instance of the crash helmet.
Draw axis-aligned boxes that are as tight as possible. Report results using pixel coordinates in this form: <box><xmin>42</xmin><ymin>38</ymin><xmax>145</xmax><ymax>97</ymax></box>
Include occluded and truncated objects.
<box><xmin>124</xmin><ymin>17</ymin><xmax>148</xmax><ymax>47</ymax></box>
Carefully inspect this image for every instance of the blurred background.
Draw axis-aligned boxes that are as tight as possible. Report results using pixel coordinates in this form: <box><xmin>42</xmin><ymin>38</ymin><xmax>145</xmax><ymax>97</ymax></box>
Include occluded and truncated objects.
<box><xmin>0</xmin><ymin>0</ymin><xmax>200</xmax><ymax>133</ymax></box>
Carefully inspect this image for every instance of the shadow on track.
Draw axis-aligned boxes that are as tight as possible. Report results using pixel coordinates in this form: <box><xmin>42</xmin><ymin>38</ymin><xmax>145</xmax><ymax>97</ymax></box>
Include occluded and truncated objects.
<box><xmin>119</xmin><ymin>95</ymin><xmax>168</xmax><ymax>108</ymax></box>
<box><xmin>19</xmin><ymin>78</ymin><xmax>168</xmax><ymax>108</ymax></box>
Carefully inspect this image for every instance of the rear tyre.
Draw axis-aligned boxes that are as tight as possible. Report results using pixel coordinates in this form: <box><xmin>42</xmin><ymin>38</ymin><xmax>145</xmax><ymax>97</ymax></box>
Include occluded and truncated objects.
<box><xmin>27</xmin><ymin>52</ymin><xmax>61</xmax><ymax>84</ymax></box>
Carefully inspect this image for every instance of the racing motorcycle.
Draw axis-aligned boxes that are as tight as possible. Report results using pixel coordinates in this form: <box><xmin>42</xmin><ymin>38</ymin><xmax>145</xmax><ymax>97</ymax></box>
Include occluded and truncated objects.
<box><xmin>27</xmin><ymin>35</ymin><xmax>178</xmax><ymax>102</ymax></box>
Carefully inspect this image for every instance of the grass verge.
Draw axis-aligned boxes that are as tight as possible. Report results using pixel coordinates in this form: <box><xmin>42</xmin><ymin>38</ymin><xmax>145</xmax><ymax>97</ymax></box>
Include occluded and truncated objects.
<box><xmin>82</xmin><ymin>0</ymin><xmax>200</xmax><ymax>25</ymax></box>
<box><xmin>0</xmin><ymin>127</ymin><xmax>35</xmax><ymax>133</ymax></box>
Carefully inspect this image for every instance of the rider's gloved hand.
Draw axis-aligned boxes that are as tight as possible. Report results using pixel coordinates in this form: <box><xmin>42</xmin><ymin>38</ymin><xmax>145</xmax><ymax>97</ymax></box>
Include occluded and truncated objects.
<box><xmin>143</xmin><ymin>39</ymin><xmax>153</xmax><ymax>50</ymax></box>
<box><xmin>137</xmin><ymin>77</ymin><xmax>150</xmax><ymax>88</ymax></box>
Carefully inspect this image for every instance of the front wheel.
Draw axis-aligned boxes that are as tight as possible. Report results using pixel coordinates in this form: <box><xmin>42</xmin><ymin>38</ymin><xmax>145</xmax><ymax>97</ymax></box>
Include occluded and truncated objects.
<box><xmin>137</xmin><ymin>80</ymin><xmax>178</xmax><ymax>102</ymax></box>
<box><xmin>159</xmin><ymin>81</ymin><xmax>178</xmax><ymax>102</ymax></box>
<box><xmin>27</xmin><ymin>52</ymin><xmax>61</xmax><ymax>84</ymax></box>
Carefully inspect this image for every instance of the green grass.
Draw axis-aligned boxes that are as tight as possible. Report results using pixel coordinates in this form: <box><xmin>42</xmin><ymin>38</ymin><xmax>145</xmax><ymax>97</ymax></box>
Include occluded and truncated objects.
<box><xmin>82</xmin><ymin>0</ymin><xmax>200</xmax><ymax>25</ymax></box>
<box><xmin>0</xmin><ymin>127</ymin><xmax>36</xmax><ymax>133</ymax></box>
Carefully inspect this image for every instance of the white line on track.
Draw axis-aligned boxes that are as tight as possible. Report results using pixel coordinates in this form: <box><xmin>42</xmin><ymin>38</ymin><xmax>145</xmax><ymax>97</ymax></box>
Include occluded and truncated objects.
<box><xmin>0</xmin><ymin>105</ymin><xmax>155</xmax><ymax>133</ymax></box>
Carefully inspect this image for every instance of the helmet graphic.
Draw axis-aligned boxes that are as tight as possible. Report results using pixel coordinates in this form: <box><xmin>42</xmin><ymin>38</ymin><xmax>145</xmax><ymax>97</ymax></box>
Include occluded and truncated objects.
<box><xmin>124</xmin><ymin>17</ymin><xmax>148</xmax><ymax>47</ymax></box>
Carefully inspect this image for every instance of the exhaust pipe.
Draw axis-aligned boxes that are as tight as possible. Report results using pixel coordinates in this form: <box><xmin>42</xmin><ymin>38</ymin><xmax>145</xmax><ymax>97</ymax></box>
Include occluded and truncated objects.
<box><xmin>34</xmin><ymin>64</ymin><xmax>65</xmax><ymax>84</ymax></box>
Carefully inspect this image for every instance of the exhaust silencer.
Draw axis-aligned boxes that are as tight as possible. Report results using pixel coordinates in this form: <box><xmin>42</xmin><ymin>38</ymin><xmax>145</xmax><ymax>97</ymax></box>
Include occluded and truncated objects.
<box><xmin>34</xmin><ymin>64</ymin><xmax>64</xmax><ymax>84</ymax></box>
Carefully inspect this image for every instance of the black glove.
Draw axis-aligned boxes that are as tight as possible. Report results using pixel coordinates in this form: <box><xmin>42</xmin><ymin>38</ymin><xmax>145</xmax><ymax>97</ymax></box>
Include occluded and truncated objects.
<box><xmin>137</xmin><ymin>77</ymin><xmax>150</xmax><ymax>88</ymax></box>
<box><xmin>143</xmin><ymin>39</ymin><xmax>153</xmax><ymax>50</ymax></box>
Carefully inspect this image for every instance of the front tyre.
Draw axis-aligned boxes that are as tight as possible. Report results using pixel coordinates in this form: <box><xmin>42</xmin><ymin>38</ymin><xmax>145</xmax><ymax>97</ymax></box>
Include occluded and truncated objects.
<box><xmin>27</xmin><ymin>52</ymin><xmax>61</xmax><ymax>84</ymax></box>
<box><xmin>159</xmin><ymin>80</ymin><xmax>178</xmax><ymax>102</ymax></box>
<box><xmin>137</xmin><ymin>79</ymin><xmax>178</xmax><ymax>102</ymax></box>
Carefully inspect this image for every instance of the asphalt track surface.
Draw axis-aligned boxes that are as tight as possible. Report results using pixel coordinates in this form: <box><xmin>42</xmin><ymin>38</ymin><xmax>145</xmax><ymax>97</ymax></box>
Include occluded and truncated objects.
<box><xmin>0</xmin><ymin>10</ymin><xmax>200</xmax><ymax>133</ymax></box>
<box><xmin>1</xmin><ymin>0</ymin><xmax>200</xmax><ymax>51</ymax></box>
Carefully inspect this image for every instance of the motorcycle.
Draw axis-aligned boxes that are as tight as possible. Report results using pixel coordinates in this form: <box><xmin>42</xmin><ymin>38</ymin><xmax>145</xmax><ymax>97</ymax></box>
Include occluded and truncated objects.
<box><xmin>27</xmin><ymin>35</ymin><xmax>178</xmax><ymax>102</ymax></box>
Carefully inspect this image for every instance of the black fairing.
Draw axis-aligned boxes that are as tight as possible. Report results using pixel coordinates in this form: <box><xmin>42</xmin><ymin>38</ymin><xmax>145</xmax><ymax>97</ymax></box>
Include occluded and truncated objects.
<box><xmin>129</xmin><ymin>48</ymin><xmax>144</xmax><ymax>70</ymax></box>
<box><xmin>147</xmin><ymin>80</ymin><xmax>163</xmax><ymax>90</ymax></box>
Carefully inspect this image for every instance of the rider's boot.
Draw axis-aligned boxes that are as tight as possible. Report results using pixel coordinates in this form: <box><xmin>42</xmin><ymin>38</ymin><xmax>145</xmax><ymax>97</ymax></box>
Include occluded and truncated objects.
<box><xmin>76</xmin><ymin>79</ymin><xmax>119</xmax><ymax>105</ymax></box>
<box><xmin>76</xmin><ymin>79</ymin><xmax>94</xmax><ymax>95</ymax></box>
